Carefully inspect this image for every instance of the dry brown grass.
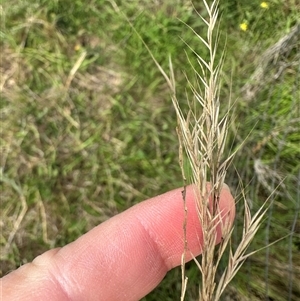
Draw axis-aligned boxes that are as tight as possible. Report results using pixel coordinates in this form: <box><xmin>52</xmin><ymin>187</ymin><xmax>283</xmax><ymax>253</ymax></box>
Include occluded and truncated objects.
<box><xmin>143</xmin><ymin>1</ymin><xmax>279</xmax><ymax>300</ymax></box>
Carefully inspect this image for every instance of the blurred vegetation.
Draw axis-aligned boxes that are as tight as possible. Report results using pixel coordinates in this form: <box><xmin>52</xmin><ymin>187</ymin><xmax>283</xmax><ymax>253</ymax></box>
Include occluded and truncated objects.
<box><xmin>1</xmin><ymin>0</ymin><xmax>299</xmax><ymax>300</ymax></box>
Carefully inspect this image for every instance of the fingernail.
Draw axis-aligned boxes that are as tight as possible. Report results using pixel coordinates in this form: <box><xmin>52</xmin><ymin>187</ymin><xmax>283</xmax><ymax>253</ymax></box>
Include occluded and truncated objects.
<box><xmin>222</xmin><ymin>183</ymin><xmax>231</xmax><ymax>193</ymax></box>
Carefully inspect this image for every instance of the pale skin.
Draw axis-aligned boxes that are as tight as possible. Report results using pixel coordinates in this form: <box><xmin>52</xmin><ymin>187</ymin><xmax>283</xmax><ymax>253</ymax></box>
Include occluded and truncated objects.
<box><xmin>1</xmin><ymin>185</ymin><xmax>235</xmax><ymax>301</ymax></box>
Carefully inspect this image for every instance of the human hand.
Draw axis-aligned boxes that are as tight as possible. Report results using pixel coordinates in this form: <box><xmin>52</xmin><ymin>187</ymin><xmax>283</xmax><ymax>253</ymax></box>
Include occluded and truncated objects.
<box><xmin>1</xmin><ymin>185</ymin><xmax>235</xmax><ymax>301</ymax></box>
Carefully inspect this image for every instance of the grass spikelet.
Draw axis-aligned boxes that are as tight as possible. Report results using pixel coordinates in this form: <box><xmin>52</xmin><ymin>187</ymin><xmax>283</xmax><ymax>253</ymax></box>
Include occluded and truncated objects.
<box><xmin>124</xmin><ymin>1</ymin><xmax>274</xmax><ymax>299</ymax></box>
<box><xmin>172</xmin><ymin>1</ymin><xmax>235</xmax><ymax>300</ymax></box>
<box><xmin>164</xmin><ymin>1</ymin><xmax>273</xmax><ymax>300</ymax></box>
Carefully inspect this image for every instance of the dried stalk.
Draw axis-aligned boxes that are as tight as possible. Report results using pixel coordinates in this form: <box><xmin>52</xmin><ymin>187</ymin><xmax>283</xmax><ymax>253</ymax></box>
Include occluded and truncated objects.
<box><xmin>167</xmin><ymin>1</ymin><xmax>272</xmax><ymax>300</ymax></box>
<box><xmin>171</xmin><ymin>1</ymin><xmax>235</xmax><ymax>300</ymax></box>
<box><xmin>122</xmin><ymin>1</ymin><xmax>272</xmax><ymax>299</ymax></box>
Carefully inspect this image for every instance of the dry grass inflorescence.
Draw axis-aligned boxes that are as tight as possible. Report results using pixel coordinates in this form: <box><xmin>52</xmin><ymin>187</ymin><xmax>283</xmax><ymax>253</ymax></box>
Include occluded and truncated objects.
<box><xmin>1</xmin><ymin>0</ymin><xmax>299</xmax><ymax>300</ymax></box>
<box><xmin>151</xmin><ymin>1</ymin><xmax>284</xmax><ymax>300</ymax></box>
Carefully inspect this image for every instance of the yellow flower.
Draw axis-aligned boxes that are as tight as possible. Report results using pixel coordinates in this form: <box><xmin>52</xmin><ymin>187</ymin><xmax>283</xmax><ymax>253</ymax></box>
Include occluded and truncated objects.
<box><xmin>260</xmin><ymin>2</ymin><xmax>269</xmax><ymax>9</ymax></box>
<box><xmin>239</xmin><ymin>22</ymin><xmax>248</xmax><ymax>31</ymax></box>
<box><xmin>74</xmin><ymin>44</ymin><xmax>81</xmax><ymax>51</ymax></box>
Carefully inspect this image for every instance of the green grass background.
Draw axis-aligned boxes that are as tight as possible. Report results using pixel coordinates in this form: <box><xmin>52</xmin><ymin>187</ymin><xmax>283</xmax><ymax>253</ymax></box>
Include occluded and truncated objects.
<box><xmin>1</xmin><ymin>0</ymin><xmax>299</xmax><ymax>300</ymax></box>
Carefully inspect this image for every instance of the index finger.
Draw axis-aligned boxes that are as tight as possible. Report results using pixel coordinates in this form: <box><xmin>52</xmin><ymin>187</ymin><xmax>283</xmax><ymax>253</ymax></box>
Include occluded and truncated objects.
<box><xmin>1</xmin><ymin>185</ymin><xmax>235</xmax><ymax>301</ymax></box>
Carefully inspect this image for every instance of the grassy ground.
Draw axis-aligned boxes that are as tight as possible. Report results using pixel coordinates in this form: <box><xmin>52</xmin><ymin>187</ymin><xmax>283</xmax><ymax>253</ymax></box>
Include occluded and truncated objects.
<box><xmin>1</xmin><ymin>0</ymin><xmax>299</xmax><ymax>300</ymax></box>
